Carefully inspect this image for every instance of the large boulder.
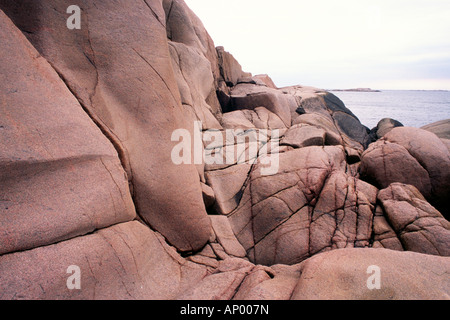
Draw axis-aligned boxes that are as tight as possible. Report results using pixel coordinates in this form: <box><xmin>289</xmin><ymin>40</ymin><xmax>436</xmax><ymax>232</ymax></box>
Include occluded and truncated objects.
<box><xmin>0</xmin><ymin>10</ymin><xmax>135</xmax><ymax>255</ymax></box>
<box><xmin>227</xmin><ymin>146</ymin><xmax>380</xmax><ymax>266</ymax></box>
<box><xmin>361</xmin><ymin>141</ymin><xmax>432</xmax><ymax>195</ymax></box>
<box><xmin>378</xmin><ymin>183</ymin><xmax>450</xmax><ymax>256</ymax></box>
<box><xmin>360</xmin><ymin>127</ymin><xmax>450</xmax><ymax>218</ymax></box>
<box><xmin>321</xmin><ymin>92</ymin><xmax>371</xmax><ymax>147</ymax></box>
<box><xmin>0</xmin><ymin>221</ymin><xmax>209</xmax><ymax>300</ymax></box>
<box><xmin>252</xmin><ymin>74</ymin><xmax>278</xmax><ymax>89</ymax></box>
<box><xmin>291</xmin><ymin>248</ymin><xmax>450</xmax><ymax>300</ymax></box>
<box><xmin>422</xmin><ymin>119</ymin><xmax>450</xmax><ymax>139</ymax></box>
<box><xmin>370</xmin><ymin>118</ymin><xmax>404</xmax><ymax>140</ymax></box>
<box><xmin>221</xmin><ymin>107</ymin><xmax>286</xmax><ymax>130</ymax></box>
<box><xmin>422</xmin><ymin>119</ymin><xmax>450</xmax><ymax>151</ymax></box>
<box><xmin>230</xmin><ymin>83</ymin><xmax>298</xmax><ymax>127</ymax></box>
<box><xmin>231</xmin><ymin>248</ymin><xmax>450</xmax><ymax>300</ymax></box>
<box><xmin>0</xmin><ymin>0</ymin><xmax>212</xmax><ymax>252</ymax></box>
<box><xmin>165</xmin><ymin>0</ymin><xmax>223</xmax><ymax>129</ymax></box>
<box><xmin>281</xmin><ymin>86</ymin><xmax>371</xmax><ymax>149</ymax></box>
<box><xmin>281</xmin><ymin>122</ymin><xmax>342</xmax><ymax>149</ymax></box>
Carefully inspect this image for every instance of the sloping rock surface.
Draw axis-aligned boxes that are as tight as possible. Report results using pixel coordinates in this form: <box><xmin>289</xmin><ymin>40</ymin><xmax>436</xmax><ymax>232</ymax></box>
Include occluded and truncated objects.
<box><xmin>0</xmin><ymin>9</ymin><xmax>136</xmax><ymax>256</ymax></box>
<box><xmin>0</xmin><ymin>0</ymin><xmax>212</xmax><ymax>253</ymax></box>
<box><xmin>360</xmin><ymin>127</ymin><xmax>450</xmax><ymax>218</ymax></box>
<box><xmin>0</xmin><ymin>0</ymin><xmax>449</xmax><ymax>300</ymax></box>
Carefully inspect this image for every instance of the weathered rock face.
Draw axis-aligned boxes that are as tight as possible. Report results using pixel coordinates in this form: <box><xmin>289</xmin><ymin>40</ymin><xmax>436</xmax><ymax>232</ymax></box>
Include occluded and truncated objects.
<box><xmin>281</xmin><ymin>86</ymin><xmax>371</xmax><ymax>149</ymax></box>
<box><xmin>0</xmin><ymin>9</ymin><xmax>135</xmax><ymax>256</ymax></box>
<box><xmin>227</xmin><ymin>146</ymin><xmax>379</xmax><ymax>266</ymax></box>
<box><xmin>377</xmin><ymin>183</ymin><xmax>450</xmax><ymax>256</ymax></box>
<box><xmin>230</xmin><ymin>84</ymin><xmax>297</xmax><ymax>127</ymax></box>
<box><xmin>1</xmin><ymin>0</ymin><xmax>449</xmax><ymax>301</ymax></box>
<box><xmin>165</xmin><ymin>0</ymin><xmax>223</xmax><ymax>129</ymax></box>
<box><xmin>369</xmin><ymin>118</ymin><xmax>404</xmax><ymax>140</ymax></box>
<box><xmin>422</xmin><ymin>119</ymin><xmax>450</xmax><ymax>151</ymax></box>
<box><xmin>0</xmin><ymin>221</ymin><xmax>209</xmax><ymax>300</ymax></box>
<box><xmin>0</xmin><ymin>0</ymin><xmax>212</xmax><ymax>253</ymax></box>
<box><xmin>221</xmin><ymin>107</ymin><xmax>286</xmax><ymax>130</ymax></box>
<box><xmin>360</xmin><ymin>127</ymin><xmax>450</xmax><ymax>218</ymax></box>
<box><xmin>291</xmin><ymin>248</ymin><xmax>450</xmax><ymax>300</ymax></box>
<box><xmin>216</xmin><ymin>81</ymin><xmax>372</xmax><ymax>157</ymax></box>
<box><xmin>217</xmin><ymin>46</ymin><xmax>252</xmax><ymax>87</ymax></box>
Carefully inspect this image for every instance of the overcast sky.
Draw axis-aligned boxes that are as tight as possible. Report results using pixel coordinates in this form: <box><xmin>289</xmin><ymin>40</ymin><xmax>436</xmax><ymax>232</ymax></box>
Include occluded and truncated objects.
<box><xmin>185</xmin><ymin>0</ymin><xmax>450</xmax><ymax>90</ymax></box>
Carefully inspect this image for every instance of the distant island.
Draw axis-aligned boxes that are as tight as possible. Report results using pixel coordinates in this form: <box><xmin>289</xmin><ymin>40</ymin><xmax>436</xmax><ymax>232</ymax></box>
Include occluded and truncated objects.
<box><xmin>332</xmin><ymin>88</ymin><xmax>381</xmax><ymax>92</ymax></box>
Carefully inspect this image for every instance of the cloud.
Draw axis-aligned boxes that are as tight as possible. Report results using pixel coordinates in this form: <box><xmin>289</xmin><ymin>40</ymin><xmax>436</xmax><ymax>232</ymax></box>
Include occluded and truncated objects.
<box><xmin>185</xmin><ymin>0</ymin><xmax>450</xmax><ymax>89</ymax></box>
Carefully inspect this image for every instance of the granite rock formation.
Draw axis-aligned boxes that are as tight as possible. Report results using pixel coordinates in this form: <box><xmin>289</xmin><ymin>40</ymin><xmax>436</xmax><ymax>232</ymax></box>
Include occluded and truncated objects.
<box><xmin>360</xmin><ymin>127</ymin><xmax>450</xmax><ymax>218</ymax></box>
<box><xmin>0</xmin><ymin>0</ymin><xmax>449</xmax><ymax>300</ymax></box>
<box><xmin>422</xmin><ymin>119</ymin><xmax>450</xmax><ymax>151</ymax></box>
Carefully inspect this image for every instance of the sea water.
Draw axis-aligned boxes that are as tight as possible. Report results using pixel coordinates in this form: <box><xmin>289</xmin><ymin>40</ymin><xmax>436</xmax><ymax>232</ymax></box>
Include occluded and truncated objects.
<box><xmin>330</xmin><ymin>90</ymin><xmax>450</xmax><ymax>130</ymax></box>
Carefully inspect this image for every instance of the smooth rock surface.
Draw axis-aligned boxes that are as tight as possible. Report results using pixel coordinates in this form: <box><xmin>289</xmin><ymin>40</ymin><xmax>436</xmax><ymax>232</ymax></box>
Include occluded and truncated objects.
<box><xmin>292</xmin><ymin>248</ymin><xmax>450</xmax><ymax>300</ymax></box>
<box><xmin>0</xmin><ymin>10</ymin><xmax>135</xmax><ymax>255</ymax></box>
<box><xmin>0</xmin><ymin>221</ymin><xmax>208</xmax><ymax>300</ymax></box>
<box><xmin>360</xmin><ymin>127</ymin><xmax>450</xmax><ymax>218</ymax></box>
<box><xmin>0</xmin><ymin>0</ymin><xmax>212</xmax><ymax>252</ymax></box>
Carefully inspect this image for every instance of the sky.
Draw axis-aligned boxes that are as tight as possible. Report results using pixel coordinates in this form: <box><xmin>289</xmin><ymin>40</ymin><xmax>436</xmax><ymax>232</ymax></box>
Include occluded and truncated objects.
<box><xmin>185</xmin><ymin>0</ymin><xmax>450</xmax><ymax>90</ymax></box>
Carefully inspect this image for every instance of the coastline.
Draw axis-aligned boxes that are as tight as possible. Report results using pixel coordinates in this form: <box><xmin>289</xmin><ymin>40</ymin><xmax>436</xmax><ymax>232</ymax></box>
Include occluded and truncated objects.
<box><xmin>331</xmin><ymin>88</ymin><xmax>381</xmax><ymax>92</ymax></box>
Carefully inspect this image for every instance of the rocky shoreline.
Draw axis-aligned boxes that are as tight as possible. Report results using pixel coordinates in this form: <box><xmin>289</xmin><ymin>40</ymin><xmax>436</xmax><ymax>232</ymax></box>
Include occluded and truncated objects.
<box><xmin>0</xmin><ymin>0</ymin><xmax>449</xmax><ymax>300</ymax></box>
